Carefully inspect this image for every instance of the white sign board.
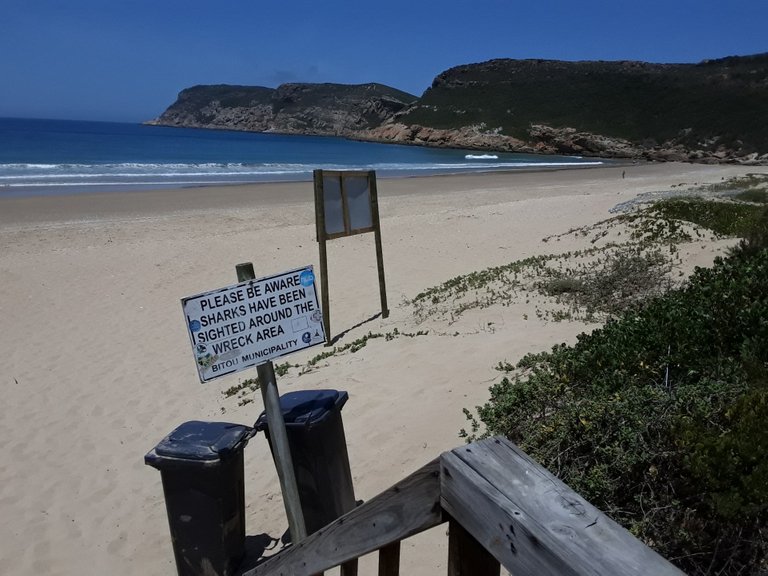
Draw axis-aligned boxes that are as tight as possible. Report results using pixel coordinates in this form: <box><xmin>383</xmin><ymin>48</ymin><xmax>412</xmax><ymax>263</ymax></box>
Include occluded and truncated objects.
<box><xmin>182</xmin><ymin>265</ymin><xmax>325</xmax><ymax>383</ymax></box>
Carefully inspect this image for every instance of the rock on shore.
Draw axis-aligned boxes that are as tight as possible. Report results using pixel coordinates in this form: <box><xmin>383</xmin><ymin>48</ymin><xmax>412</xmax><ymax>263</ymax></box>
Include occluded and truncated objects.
<box><xmin>358</xmin><ymin>122</ymin><xmax>768</xmax><ymax>165</ymax></box>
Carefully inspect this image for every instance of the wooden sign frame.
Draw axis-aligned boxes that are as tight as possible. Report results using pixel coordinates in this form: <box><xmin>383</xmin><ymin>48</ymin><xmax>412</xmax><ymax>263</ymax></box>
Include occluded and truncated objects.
<box><xmin>314</xmin><ymin>169</ymin><xmax>389</xmax><ymax>344</ymax></box>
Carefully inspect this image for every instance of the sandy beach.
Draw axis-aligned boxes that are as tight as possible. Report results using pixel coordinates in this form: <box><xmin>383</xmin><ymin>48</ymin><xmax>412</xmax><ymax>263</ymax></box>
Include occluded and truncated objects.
<box><xmin>1</xmin><ymin>162</ymin><xmax>765</xmax><ymax>575</ymax></box>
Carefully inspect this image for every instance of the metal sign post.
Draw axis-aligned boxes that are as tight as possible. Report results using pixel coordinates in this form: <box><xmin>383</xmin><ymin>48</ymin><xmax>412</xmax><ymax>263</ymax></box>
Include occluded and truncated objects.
<box><xmin>236</xmin><ymin>263</ymin><xmax>307</xmax><ymax>544</ymax></box>
<box><xmin>314</xmin><ymin>169</ymin><xmax>389</xmax><ymax>344</ymax></box>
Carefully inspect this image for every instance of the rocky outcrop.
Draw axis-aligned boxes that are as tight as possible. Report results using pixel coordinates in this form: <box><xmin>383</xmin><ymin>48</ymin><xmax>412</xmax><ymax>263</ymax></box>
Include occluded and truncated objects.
<box><xmin>147</xmin><ymin>82</ymin><xmax>418</xmax><ymax>136</ymax></box>
<box><xmin>359</xmin><ymin>123</ymin><xmax>534</xmax><ymax>152</ymax></box>
<box><xmin>360</xmin><ymin>123</ymin><xmax>768</xmax><ymax>165</ymax></box>
<box><xmin>525</xmin><ymin>125</ymin><xmax>768</xmax><ymax>164</ymax></box>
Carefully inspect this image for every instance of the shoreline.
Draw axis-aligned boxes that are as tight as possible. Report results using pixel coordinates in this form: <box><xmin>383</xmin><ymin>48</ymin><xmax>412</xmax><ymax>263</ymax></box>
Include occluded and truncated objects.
<box><xmin>0</xmin><ymin>161</ymin><xmax>719</xmax><ymax>228</ymax></box>
<box><xmin>0</xmin><ymin>157</ymin><xmax>617</xmax><ymax>200</ymax></box>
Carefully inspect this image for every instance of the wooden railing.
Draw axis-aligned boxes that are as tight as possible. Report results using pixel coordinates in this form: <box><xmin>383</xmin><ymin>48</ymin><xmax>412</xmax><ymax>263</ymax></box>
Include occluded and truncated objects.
<box><xmin>244</xmin><ymin>436</ymin><xmax>685</xmax><ymax>576</ymax></box>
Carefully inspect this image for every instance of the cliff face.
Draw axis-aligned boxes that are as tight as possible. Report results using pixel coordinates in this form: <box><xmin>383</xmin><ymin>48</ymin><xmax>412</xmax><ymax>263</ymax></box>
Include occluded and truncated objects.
<box><xmin>149</xmin><ymin>54</ymin><xmax>768</xmax><ymax>164</ymax></box>
<box><xmin>148</xmin><ymin>82</ymin><xmax>418</xmax><ymax>136</ymax></box>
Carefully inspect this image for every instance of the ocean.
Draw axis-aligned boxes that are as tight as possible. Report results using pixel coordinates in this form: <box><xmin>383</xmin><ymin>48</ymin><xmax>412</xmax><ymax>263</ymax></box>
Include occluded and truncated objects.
<box><xmin>0</xmin><ymin>117</ymin><xmax>605</xmax><ymax>198</ymax></box>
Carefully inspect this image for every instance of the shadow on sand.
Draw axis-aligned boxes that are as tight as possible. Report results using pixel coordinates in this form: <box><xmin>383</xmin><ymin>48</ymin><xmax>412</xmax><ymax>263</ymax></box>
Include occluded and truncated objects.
<box><xmin>328</xmin><ymin>311</ymin><xmax>382</xmax><ymax>346</ymax></box>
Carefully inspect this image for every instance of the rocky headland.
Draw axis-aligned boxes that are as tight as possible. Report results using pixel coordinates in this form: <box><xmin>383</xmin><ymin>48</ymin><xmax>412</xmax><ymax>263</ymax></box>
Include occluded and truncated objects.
<box><xmin>147</xmin><ymin>83</ymin><xmax>418</xmax><ymax>136</ymax></box>
<box><xmin>148</xmin><ymin>54</ymin><xmax>768</xmax><ymax>165</ymax></box>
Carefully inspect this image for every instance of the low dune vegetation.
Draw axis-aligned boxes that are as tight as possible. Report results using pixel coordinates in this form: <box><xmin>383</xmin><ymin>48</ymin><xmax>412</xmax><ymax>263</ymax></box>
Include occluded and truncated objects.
<box><xmin>457</xmin><ymin>191</ymin><xmax>768</xmax><ymax>574</ymax></box>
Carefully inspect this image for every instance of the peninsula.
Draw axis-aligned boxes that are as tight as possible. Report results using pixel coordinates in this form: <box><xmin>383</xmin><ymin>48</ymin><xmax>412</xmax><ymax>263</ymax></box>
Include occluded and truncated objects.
<box><xmin>149</xmin><ymin>53</ymin><xmax>768</xmax><ymax>165</ymax></box>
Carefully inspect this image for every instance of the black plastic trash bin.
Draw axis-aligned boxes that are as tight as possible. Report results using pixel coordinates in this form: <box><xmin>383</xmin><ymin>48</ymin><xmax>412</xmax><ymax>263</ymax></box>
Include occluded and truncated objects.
<box><xmin>255</xmin><ymin>389</ymin><xmax>356</xmax><ymax>535</ymax></box>
<box><xmin>145</xmin><ymin>421</ymin><xmax>253</xmax><ymax>576</ymax></box>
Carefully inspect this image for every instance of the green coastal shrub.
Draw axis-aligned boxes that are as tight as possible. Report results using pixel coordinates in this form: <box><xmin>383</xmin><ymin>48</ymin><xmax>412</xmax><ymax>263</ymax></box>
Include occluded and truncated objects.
<box><xmin>647</xmin><ymin>197</ymin><xmax>764</xmax><ymax>237</ymax></box>
<box><xmin>465</xmin><ymin>243</ymin><xmax>768</xmax><ymax>575</ymax></box>
<box><xmin>729</xmin><ymin>204</ymin><xmax>768</xmax><ymax>257</ymax></box>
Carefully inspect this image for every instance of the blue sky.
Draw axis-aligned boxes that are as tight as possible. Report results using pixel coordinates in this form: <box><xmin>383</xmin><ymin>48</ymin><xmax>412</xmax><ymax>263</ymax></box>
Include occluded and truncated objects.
<box><xmin>1</xmin><ymin>0</ymin><xmax>765</xmax><ymax>123</ymax></box>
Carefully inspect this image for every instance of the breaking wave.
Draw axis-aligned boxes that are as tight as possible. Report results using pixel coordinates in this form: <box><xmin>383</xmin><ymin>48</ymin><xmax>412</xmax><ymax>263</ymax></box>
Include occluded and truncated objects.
<box><xmin>0</xmin><ymin>160</ymin><xmax>604</xmax><ymax>190</ymax></box>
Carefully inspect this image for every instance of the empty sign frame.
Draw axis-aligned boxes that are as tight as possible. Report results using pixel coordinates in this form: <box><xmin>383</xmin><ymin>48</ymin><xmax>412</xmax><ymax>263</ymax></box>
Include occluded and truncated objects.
<box><xmin>313</xmin><ymin>170</ymin><xmax>389</xmax><ymax>343</ymax></box>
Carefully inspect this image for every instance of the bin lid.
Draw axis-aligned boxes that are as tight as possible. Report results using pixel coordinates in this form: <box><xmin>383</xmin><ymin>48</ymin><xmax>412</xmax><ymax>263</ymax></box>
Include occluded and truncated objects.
<box><xmin>146</xmin><ymin>421</ymin><xmax>252</xmax><ymax>466</ymax></box>
<box><xmin>255</xmin><ymin>389</ymin><xmax>348</xmax><ymax>430</ymax></box>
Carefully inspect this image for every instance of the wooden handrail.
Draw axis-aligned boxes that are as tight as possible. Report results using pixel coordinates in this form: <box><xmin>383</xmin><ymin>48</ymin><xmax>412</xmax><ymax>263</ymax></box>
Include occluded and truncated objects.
<box><xmin>243</xmin><ymin>459</ymin><xmax>442</xmax><ymax>576</ymax></box>
<box><xmin>442</xmin><ymin>437</ymin><xmax>685</xmax><ymax>575</ymax></box>
<box><xmin>245</xmin><ymin>437</ymin><xmax>686</xmax><ymax>576</ymax></box>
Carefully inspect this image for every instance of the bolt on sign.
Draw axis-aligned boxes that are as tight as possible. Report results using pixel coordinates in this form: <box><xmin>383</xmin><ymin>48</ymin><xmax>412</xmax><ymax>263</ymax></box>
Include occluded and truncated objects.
<box><xmin>181</xmin><ymin>266</ymin><xmax>325</xmax><ymax>383</ymax></box>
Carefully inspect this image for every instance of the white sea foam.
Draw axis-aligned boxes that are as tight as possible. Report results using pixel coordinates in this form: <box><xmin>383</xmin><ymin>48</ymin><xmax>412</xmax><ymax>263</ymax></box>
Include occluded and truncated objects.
<box><xmin>0</xmin><ymin>159</ymin><xmax>604</xmax><ymax>190</ymax></box>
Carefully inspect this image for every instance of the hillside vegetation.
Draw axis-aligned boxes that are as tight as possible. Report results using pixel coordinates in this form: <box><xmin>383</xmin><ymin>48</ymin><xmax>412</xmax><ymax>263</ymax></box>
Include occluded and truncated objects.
<box><xmin>401</xmin><ymin>55</ymin><xmax>768</xmax><ymax>155</ymax></box>
<box><xmin>457</xmin><ymin>195</ymin><xmax>768</xmax><ymax>575</ymax></box>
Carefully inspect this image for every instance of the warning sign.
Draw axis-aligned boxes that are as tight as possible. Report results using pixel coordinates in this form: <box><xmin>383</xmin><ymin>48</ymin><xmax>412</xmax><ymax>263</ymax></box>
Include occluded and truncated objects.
<box><xmin>182</xmin><ymin>265</ymin><xmax>325</xmax><ymax>382</ymax></box>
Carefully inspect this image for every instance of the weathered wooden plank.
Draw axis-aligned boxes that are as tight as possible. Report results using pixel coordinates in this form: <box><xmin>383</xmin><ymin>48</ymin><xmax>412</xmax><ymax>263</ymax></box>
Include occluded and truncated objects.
<box><xmin>442</xmin><ymin>452</ymin><xmax>574</xmax><ymax>576</ymax></box>
<box><xmin>377</xmin><ymin>541</ymin><xmax>401</xmax><ymax>576</ymax></box>
<box><xmin>447</xmin><ymin>517</ymin><xmax>500</xmax><ymax>576</ymax></box>
<box><xmin>245</xmin><ymin>459</ymin><xmax>443</xmax><ymax>576</ymax></box>
<box><xmin>313</xmin><ymin>171</ymin><xmax>333</xmax><ymax>344</ymax></box>
<box><xmin>369</xmin><ymin>171</ymin><xmax>389</xmax><ymax>319</ymax></box>
<box><xmin>440</xmin><ymin>437</ymin><xmax>686</xmax><ymax>576</ymax></box>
